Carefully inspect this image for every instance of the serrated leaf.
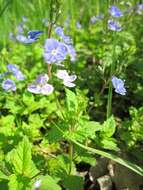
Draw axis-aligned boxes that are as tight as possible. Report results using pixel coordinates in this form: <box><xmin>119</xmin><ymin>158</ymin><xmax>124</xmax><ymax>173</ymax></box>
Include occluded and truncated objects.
<box><xmin>8</xmin><ymin>174</ymin><xmax>31</xmax><ymax>190</ymax></box>
<box><xmin>100</xmin><ymin>138</ymin><xmax>119</xmax><ymax>151</ymax></box>
<box><xmin>100</xmin><ymin>116</ymin><xmax>116</xmax><ymax>137</ymax></box>
<box><xmin>7</xmin><ymin>137</ymin><xmax>39</xmax><ymax>177</ymax></box>
<box><xmin>8</xmin><ymin>174</ymin><xmax>19</xmax><ymax>190</ymax></box>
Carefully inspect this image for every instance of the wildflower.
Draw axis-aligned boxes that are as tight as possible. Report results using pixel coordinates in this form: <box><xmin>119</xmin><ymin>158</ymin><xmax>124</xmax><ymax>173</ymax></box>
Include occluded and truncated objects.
<box><xmin>28</xmin><ymin>74</ymin><xmax>54</xmax><ymax>95</ymax></box>
<box><xmin>109</xmin><ymin>5</ymin><xmax>123</xmax><ymax>17</ymax></box>
<box><xmin>108</xmin><ymin>20</ymin><xmax>122</xmax><ymax>31</ymax></box>
<box><xmin>66</xmin><ymin>45</ymin><xmax>76</xmax><ymax>62</ymax></box>
<box><xmin>55</xmin><ymin>26</ymin><xmax>64</xmax><ymax>37</ymax></box>
<box><xmin>27</xmin><ymin>30</ymin><xmax>43</xmax><ymax>40</ymax></box>
<box><xmin>55</xmin><ymin>27</ymin><xmax>76</xmax><ymax>61</ymax></box>
<box><xmin>2</xmin><ymin>79</ymin><xmax>16</xmax><ymax>91</ymax></box>
<box><xmin>32</xmin><ymin>179</ymin><xmax>41</xmax><ymax>190</ymax></box>
<box><xmin>16</xmin><ymin>34</ymin><xmax>37</xmax><ymax>44</ymax></box>
<box><xmin>43</xmin><ymin>38</ymin><xmax>68</xmax><ymax>64</ymax></box>
<box><xmin>7</xmin><ymin>64</ymin><xmax>25</xmax><ymax>81</ymax></box>
<box><xmin>56</xmin><ymin>70</ymin><xmax>77</xmax><ymax>87</ymax></box>
<box><xmin>112</xmin><ymin>76</ymin><xmax>126</xmax><ymax>95</ymax></box>
<box><xmin>16</xmin><ymin>30</ymin><xmax>43</xmax><ymax>44</ymax></box>
<box><xmin>136</xmin><ymin>4</ymin><xmax>143</xmax><ymax>15</ymax></box>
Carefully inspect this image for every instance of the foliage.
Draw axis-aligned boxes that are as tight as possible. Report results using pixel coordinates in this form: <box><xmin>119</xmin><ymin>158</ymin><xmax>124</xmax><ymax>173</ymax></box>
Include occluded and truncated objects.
<box><xmin>0</xmin><ymin>0</ymin><xmax>143</xmax><ymax>189</ymax></box>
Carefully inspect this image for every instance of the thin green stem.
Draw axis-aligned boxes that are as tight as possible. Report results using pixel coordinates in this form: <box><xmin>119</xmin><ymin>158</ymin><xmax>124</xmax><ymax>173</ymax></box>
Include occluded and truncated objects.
<box><xmin>69</xmin><ymin>142</ymin><xmax>73</xmax><ymax>175</ymax></box>
<box><xmin>106</xmin><ymin>34</ymin><xmax>116</xmax><ymax>119</ymax></box>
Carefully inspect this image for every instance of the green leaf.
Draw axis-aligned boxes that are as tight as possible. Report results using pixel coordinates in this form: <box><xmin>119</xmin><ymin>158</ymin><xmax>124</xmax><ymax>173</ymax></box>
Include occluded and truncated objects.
<box><xmin>8</xmin><ymin>174</ymin><xmax>20</xmax><ymax>190</ymax></box>
<box><xmin>7</xmin><ymin>137</ymin><xmax>39</xmax><ymax>177</ymax></box>
<box><xmin>0</xmin><ymin>115</ymin><xmax>15</xmax><ymax>136</ymax></box>
<box><xmin>0</xmin><ymin>170</ymin><xmax>9</xmax><ymax>180</ymax></box>
<box><xmin>71</xmin><ymin>139</ymin><xmax>143</xmax><ymax>176</ymax></box>
<box><xmin>100</xmin><ymin>138</ymin><xmax>119</xmax><ymax>151</ymax></box>
<box><xmin>78</xmin><ymin>120</ymin><xmax>101</xmax><ymax>139</ymax></box>
<box><xmin>40</xmin><ymin>175</ymin><xmax>61</xmax><ymax>190</ymax></box>
<box><xmin>28</xmin><ymin>114</ymin><xmax>43</xmax><ymax>128</ymax></box>
<box><xmin>8</xmin><ymin>174</ymin><xmax>31</xmax><ymax>190</ymax></box>
<box><xmin>63</xmin><ymin>175</ymin><xmax>84</xmax><ymax>190</ymax></box>
<box><xmin>100</xmin><ymin>116</ymin><xmax>116</xmax><ymax>137</ymax></box>
<box><xmin>66</xmin><ymin>89</ymin><xmax>78</xmax><ymax>113</ymax></box>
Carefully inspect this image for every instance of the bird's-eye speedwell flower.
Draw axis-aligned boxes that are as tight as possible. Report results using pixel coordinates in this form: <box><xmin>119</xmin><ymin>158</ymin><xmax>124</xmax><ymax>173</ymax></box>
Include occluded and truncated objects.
<box><xmin>108</xmin><ymin>20</ymin><xmax>122</xmax><ymax>31</ymax></box>
<box><xmin>109</xmin><ymin>5</ymin><xmax>123</xmax><ymax>17</ymax></box>
<box><xmin>2</xmin><ymin>79</ymin><xmax>16</xmax><ymax>91</ymax></box>
<box><xmin>112</xmin><ymin>76</ymin><xmax>126</xmax><ymax>95</ymax></box>
<box><xmin>7</xmin><ymin>64</ymin><xmax>25</xmax><ymax>81</ymax></box>
<box><xmin>43</xmin><ymin>38</ymin><xmax>68</xmax><ymax>65</ymax></box>
<box><xmin>28</xmin><ymin>74</ymin><xmax>54</xmax><ymax>95</ymax></box>
<box><xmin>16</xmin><ymin>30</ymin><xmax>43</xmax><ymax>44</ymax></box>
<box><xmin>56</xmin><ymin>70</ymin><xmax>77</xmax><ymax>87</ymax></box>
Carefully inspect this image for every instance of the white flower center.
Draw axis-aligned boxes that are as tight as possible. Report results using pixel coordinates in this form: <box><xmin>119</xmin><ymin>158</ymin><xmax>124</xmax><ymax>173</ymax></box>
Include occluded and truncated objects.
<box><xmin>51</xmin><ymin>49</ymin><xmax>58</xmax><ymax>56</ymax></box>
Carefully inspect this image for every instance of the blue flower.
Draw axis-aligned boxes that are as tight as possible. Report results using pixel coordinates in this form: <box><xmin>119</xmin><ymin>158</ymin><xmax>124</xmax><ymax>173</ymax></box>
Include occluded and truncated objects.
<box><xmin>136</xmin><ymin>4</ymin><xmax>143</xmax><ymax>15</ymax></box>
<box><xmin>2</xmin><ymin>79</ymin><xmax>16</xmax><ymax>91</ymax></box>
<box><xmin>66</xmin><ymin>45</ymin><xmax>76</xmax><ymax>62</ymax></box>
<box><xmin>55</xmin><ymin>26</ymin><xmax>64</xmax><ymax>37</ymax></box>
<box><xmin>43</xmin><ymin>38</ymin><xmax>68</xmax><ymax>64</ymax></box>
<box><xmin>112</xmin><ymin>76</ymin><xmax>126</xmax><ymax>95</ymax></box>
<box><xmin>109</xmin><ymin>6</ymin><xmax>123</xmax><ymax>17</ymax></box>
<box><xmin>16</xmin><ymin>34</ymin><xmax>37</xmax><ymax>44</ymax></box>
<box><xmin>7</xmin><ymin>64</ymin><xmax>25</xmax><ymax>81</ymax></box>
<box><xmin>27</xmin><ymin>30</ymin><xmax>43</xmax><ymax>40</ymax></box>
<box><xmin>16</xmin><ymin>30</ymin><xmax>43</xmax><ymax>44</ymax></box>
<box><xmin>108</xmin><ymin>20</ymin><xmax>122</xmax><ymax>31</ymax></box>
<box><xmin>27</xmin><ymin>74</ymin><xmax>54</xmax><ymax>95</ymax></box>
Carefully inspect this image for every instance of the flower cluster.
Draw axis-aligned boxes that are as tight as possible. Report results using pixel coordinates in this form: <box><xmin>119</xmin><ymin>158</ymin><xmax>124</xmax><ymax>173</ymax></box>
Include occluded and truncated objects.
<box><xmin>108</xmin><ymin>5</ymin><xmax>122</xmax><ymax>31</ymax></box>
<box><xmin>10</xmin><ymin>17</ymin><xmax>43</xmax><ymax>44</ymax></box>
<box><xmin>54</xmin><ymin>26</ymin><xmax>76</xmax><ymax>61</ymax></box>
<box><xmin>112</xmin><ymin>76</ymin><xmax>126</xmax><ymax>95</ymax></box>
